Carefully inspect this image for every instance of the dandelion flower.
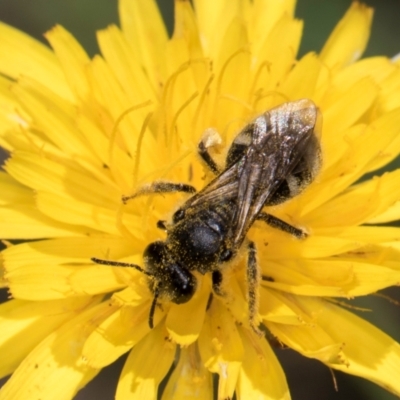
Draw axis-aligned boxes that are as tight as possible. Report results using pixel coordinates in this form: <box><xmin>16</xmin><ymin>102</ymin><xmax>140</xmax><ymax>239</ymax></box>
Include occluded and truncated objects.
<box><xmin>1</xmin><ymin>1</ymin><xmax>400</xmax><ymax>399</ymax></box>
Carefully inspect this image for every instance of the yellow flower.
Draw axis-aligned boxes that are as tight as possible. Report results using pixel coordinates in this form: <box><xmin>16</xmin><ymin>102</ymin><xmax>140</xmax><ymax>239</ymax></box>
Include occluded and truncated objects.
<box><xmin>0</xmin><ymin>0</ymin><xmax>400</xmax><ymax>399</ymax></box>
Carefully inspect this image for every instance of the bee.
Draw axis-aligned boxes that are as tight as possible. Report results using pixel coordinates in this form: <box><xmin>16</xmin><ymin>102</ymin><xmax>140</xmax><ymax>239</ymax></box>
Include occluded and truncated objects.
<box><xmin>92</xmin><ymin>99</ymin><xmax>321</xmax><ymax>332</ymax></box>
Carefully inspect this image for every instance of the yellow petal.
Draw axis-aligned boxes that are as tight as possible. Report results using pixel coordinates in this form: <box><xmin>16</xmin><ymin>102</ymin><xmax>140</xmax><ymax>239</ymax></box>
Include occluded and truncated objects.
<box><xmin>272</xmin><ymin>256</ymin><xmax>353</xmax><ymax>293</ymax></box>
<box><xmin>262</xmin><ymin>256</ymin><xmax>400</xmax><ymax>297</ymax></box>
<box><xmin>10</xmin><ymin>79</ymin><xmax>93</xmax><ymax>158</ymax></box>
<box><xmin>321</xmin><ymin>76</ymin><xmax>378</xmax><ymax>138</ymax></box>
<box><xmin>332</xmin><ymin>244</ymin><xmax>400</xmax><ymax>269</ymax></box>
<box><xmin>334</xmin><ymin>56</ymin><xmax>395</xmax><ymax>86</ymax></box>
<box><xmin>97</xmin><ymin>25</ymin><xmax>156</xmax><ymax>105</ymax></box>
<box><xmin>3</xmin><ymin>238</ymin><xmax>145</xmax><ymax>300</ymax></box>
<box><xmin>0</xmin><ymin>76</ymin><xmax>32</xmax><ymax>146</ymax></box>
<box><xmin>0</xmin><ymin>204</ymin><xmax>88</xmax><ymax>239</ymax></box>
<box><xmin>116</xmin><ymin>322</ymin><xmax>176</xmax><ymax>400</ymax></box>
<box><xmin>5</xmin><ymin>152</ymin><xmax>119</xmax><ymax>208</ymax></box>
<box><xmin>0</xmin><ymin>22</ymin><xmax>73</xmax><ymax>101</ymax></box>
<box><xmin>212</xmin><ymin>15</ymin><xmax>251</xmax><ymax>130</ymax></box>
<box><xmin>249</xmin><ymin>0</ymin><xmax>296</xmax><ymax>54</ymax></box>
<box><xmin>316</xmin><ymin>301</ymin><xmax>400</xmax><ymax>396</ymax></box>
<box><xmin>0</xmin><ymin>301</ymin><xmax>107</xmax><ymax>400</ymax></box>
<box><xmin>5</xmin><ymin>263</ymin><xmax>82</xmax><ymax>300</ymax></box>
<box><xmin>173</xmin><ymin>0</ymin><xmax>204</xmax><ymax>62</ymax></box>
<box><xmin>337</xmin><ymin>226</ymin><xmax>400</xmax><ymax>244</ymax></box>
<box><xmin>280</xmin><ymin>52</ymin><xmax>322</xmax><ymax>100</ymax></box>
<box><xmin>0</xmin><ymin>171</ymin><xmax>32</xmax><ymax>206</ymax></box>
<box><xmin>368</xmin><ymin>201</ymin><xmax>400</xmax><ymax>224</ymax></box>
<box><xmin>87</xmin><ymin>55</ymin><xmax>137</xmax><ymax>139</ymax></box>
<box><xmin>267</xmin><ymin>311</ymin><xmax>348</xmax><ymax>367</ymax></box>
<box><xmin>119</xmin><ymin>0</ymin><xmax>168</xmax><ymax>83</ymax></box>
<box><xmin>35</xmin><ymin>191</ymin><xmax>142</xmax><ymax>238</ymax></box>
<box><xmin>305</xmin><ymin>170</ymin><xmax>400</xmax><ymax>228</ymax></box>
<box><xmin>163</xmin><ymin>43</ymin><xmax>201</xmax><ymax>149</ymax></box>
<box><xmin>236</xmin><ymin>327</ymin><xmax>290</xmax><ymax>400</ymax></box>
<box><xmin>162</xmin><ymin>344</ymin><xmax>213</xmax><ymax>400</ymax></box>
<box><xmin>257</xmin><ymin>14</ymin><xmax>302</xmax><ymax>95</ymax></box>
<box><xmin>378</xmin><ymin>67</ymin><xmax>400</xmax><ymax>114</ymax></box>
<box><xmin>81</xmin><ymin>301</ymin><xmax>153</xmax><ymax>368</ymax></box>
<box><xmin>0</xmin><ymin>297</ymin><xmax>99</xmax><ymax>378</ymax></box>
<box><xmin>193</xmin><ymin>0</ymin><xmax>242</xmax><ymax>57</ymax></box>
<box><xmin>45</xmin><ymin>25</ymin><xmax>91</xmax><ymax>100</ymax></box>
<box><xmin>271</xmin><ymin>298</ymin><xmax>400</xmax><ymax>397</ymax></box>
<box><xmin>320</xmin><ymin>3</ymin><xmax>373</xmax><ymax>69</ymax></box>
<box><xmin>198</xmin><ymin>298</ymin><xmax>244</xmax><ymax>399</ymax></box>
<box><xmin>257</xmin><ymin>234</ymin><xmax>363</xmax><ymax>260</ymax></box>
<box><xmin>166</xmin><ymin>274</ymin><xmax>211</xmax><ymax>345</ymax></box>
<box><xmin>301</xmin><ymin>107</ymin><xmax>400</xmax><ymax>215</ymax></box>
<box><xmin>3</xmin><ymin>236</ymin><xmax>139</xmax><ymax>267</ymax></box>
<box><xmin>69</xmin><ymin>265</ymin><xmax>132</xmax><ymax>296</ymax></box>
<box><xmin>75</xmin><ymin>113</ymin><xmax>135</xmax><ymax>190</ymax></box>
<box><xmin>319</xmin><ymin>123</ymin><xmax>365</xmax><ymax>172</ymax></box>
<box><xmin>259</xmin><ymin>287</ymin><xmax>304</xmax><ymax>325</ymax></box>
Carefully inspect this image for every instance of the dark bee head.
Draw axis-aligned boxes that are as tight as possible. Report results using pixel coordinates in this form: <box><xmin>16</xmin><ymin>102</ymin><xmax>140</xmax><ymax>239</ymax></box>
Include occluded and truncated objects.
<box><xmin>143</xmin><ymin>240</ymin><xmax>196</xmax><ymax>304</ymax></box>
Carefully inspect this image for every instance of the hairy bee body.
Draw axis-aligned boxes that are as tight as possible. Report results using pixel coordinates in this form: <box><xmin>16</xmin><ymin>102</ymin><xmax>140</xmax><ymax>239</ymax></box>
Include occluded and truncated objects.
<box><xmin>93</xmin><ymin>99</ymin><xmax>322</xmax><ymax>331</ymax></box>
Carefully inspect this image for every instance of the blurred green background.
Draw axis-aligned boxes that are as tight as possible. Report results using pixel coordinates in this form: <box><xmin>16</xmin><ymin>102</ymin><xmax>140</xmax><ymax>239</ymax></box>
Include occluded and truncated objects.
<box><xmin>0</xmin><ymin>1</ymin><xmax>400</xmax><ymax>400</ymax></box>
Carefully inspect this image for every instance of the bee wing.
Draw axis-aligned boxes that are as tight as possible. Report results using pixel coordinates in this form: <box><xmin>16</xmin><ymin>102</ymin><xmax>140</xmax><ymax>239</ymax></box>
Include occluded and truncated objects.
<box><xmin>184</xmin><ymin>99</ymin><xmax>320</xmax><ymax>250</ymax></box>
<box><xmin>230</xmin><ymin>99</ymin><xmax>320</xmax><ymax>246</ymax></box>
<box><xmin>183</xmin><ymin>163</ymin><xmax>241</xmax><ymax>209</ymax></box>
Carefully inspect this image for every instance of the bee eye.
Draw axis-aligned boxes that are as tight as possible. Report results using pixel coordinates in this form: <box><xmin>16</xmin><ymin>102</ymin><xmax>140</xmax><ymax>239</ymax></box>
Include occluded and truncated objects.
<box><xmin>143</xmin><ymin>241</ymin><xmax>166</xmax><ymax>271</ymax></box>
<box><xmin>167</xmin><ymin>264</ymin><xmax>197</xmax><ymax>303</ymax></box>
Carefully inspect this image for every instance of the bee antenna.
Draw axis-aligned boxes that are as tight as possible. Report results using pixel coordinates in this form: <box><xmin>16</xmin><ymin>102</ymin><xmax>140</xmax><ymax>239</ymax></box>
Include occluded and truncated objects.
<box><xmin>148</xmin><ymin>287</ymin><xmax>160</xmax><ymax>329</ymax></box>
<box><xmin>91</xmin><ymin>257</ymin><xmax>151</xmax><ymax>276</ymax></box>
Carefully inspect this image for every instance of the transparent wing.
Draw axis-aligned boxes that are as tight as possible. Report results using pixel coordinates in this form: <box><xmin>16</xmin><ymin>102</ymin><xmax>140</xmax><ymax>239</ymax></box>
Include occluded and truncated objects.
<box><xmin>184</xmin><ymin>99</ymin><xmax>321</xmax><ymax>249</ymax></box>
<box><xmin>230</xmin><ymin>99</ymin><xmax>321</xmax><ymax>246</ymax></box>
<box><xmin>181</xmin><ymin>162</ymin><xmax>241</xmax><ymax>209</ymax></box>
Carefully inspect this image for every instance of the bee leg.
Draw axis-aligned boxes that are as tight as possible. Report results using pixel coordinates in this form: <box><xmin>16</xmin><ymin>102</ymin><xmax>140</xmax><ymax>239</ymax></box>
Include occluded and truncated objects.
<box><xmin>148</xmin><ymin>286</ymin><xmax>160</xmax><ymax>329</ymax></box>
<box><xmin>156</xmin><ymin>220</ymin><xmax>168</xmax><ymax>231</ymax></box>
<box><xmin>206</xmin><ymin>293</ymin><xmax>214</xmax><ymax>311</ymax></box>
<box><xmin>246</xmin><ymin>241</ymin><xmax>262</xmax><ymax>335</ymax></box>
<box><xmin>122</xmin><ymin>182</ymin><xmax>197</xmax><ymax>203</ymax></box>
<box><xmin>198</xmin><ymin>140</ymin><xmax>220</xmax><ymax>175</ymax></box>
<box><xmin>211</xmin><ymin>270</ymin><xmax>225</xmax><ymax>296</ymax></box>
<box><xmin>256</xmin><ymin>212</ymin><xmax>306</xmax><ymax>239</ymax></box>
